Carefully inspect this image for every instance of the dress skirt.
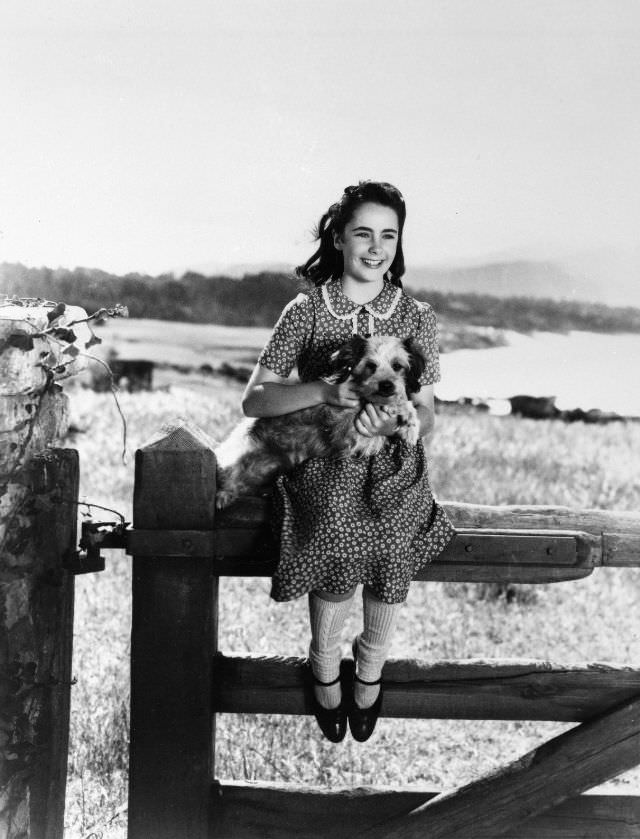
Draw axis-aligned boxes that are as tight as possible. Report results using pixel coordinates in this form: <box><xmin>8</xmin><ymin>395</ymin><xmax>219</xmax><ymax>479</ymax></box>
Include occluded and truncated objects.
<box><xmin>270</xmin><ymin>440</ymin><xmax>455</xmax><ymax>604</ymax></box>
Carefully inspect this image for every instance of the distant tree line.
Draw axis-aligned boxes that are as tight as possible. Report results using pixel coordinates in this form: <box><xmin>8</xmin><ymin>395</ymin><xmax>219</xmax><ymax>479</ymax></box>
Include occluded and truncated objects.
<box><xmin>2</xmin><ymin>261</ymin><xmax>640</xmax><ymax>334</ymax></box>
<box><xmin>419</xmin><ymin>288</ymin><xmax>640</xmax><ymax>334</ymax></box>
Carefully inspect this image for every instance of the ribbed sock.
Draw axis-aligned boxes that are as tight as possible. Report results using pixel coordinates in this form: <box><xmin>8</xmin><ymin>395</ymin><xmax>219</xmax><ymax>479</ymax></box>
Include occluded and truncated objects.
<box><xmin>308</xmin><ymin>591</ymin><xmax>355</xmax><ymax>710</ymax></box>
<box><xmin>354</xmin><ymin>588</ymin><xmax>401</xmax><ymax>709</ymax></box>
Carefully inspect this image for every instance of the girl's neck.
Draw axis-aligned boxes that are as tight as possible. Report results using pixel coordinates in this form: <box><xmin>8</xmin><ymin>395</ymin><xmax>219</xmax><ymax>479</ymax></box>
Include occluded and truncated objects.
<box><xmin>339</xmin><ymin>275</ymin><xmax>385</xmax><ymax>305</ymax></box>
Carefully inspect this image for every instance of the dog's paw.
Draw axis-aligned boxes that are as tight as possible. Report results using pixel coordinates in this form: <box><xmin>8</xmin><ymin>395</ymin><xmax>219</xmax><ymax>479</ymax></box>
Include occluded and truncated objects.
<box><xmin>403</xmin><ymin>421</ymin><xmax>420</xmax><ymax>445</ymax></box>
<box><xmin>215</xmin><ymin>489</ymin><xmax>236</xmax><ymax>510</ymax></box>
<box><xmin>351</xmin><ymin>434</ymin><xmax>385</xmax><ymax>458</ymax></box>
<box><xmin>395</xmin><ymin>405</ymin><xmax>420</xmax><ymax>445</ymax></box>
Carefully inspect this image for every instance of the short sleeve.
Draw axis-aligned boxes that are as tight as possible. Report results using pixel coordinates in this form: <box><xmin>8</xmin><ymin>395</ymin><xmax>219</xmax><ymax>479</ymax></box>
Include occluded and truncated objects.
<box><xmin>415</xmin><ymin>303</ymin><xmax>441</xmax><ymax>385</ymax></box>
<box><xmin>257</xmin><ymin>294</ymin><xmax>313</xmax><ymax>377</ymax></box>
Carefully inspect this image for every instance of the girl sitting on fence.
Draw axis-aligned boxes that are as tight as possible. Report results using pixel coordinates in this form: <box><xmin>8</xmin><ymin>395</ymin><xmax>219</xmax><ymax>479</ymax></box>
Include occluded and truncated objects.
<box><xmin>242</xmin><ymin>181</ymin><xmax>454</xmax><ymax>742</ymax></box>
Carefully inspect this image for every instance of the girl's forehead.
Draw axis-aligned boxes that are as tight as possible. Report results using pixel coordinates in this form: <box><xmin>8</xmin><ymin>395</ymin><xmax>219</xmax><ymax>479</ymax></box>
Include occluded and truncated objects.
<box><xmin>346</xmin><ymin>202</ymin><xmax>399</xmax><ymax>231</ymax></box>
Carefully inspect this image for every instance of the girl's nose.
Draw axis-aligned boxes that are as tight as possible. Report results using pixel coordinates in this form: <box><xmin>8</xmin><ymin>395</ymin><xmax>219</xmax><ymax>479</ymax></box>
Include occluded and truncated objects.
<box><xmin>369</xmin><ymin>240</ymin><xmax>383</xmax><ymax>254</ymax></box>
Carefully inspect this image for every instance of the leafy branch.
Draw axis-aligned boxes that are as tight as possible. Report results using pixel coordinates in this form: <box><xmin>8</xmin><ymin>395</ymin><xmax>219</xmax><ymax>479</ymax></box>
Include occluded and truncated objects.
<box><xmin>1</xmin><ymin>297</ymin><xmax>130</xmax><ymax>462</ymax></box>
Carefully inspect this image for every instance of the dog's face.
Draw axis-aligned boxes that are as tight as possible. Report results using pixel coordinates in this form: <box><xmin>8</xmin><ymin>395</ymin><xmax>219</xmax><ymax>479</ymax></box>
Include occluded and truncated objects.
<box><xmin>329</xmin><ymin>335</ymin><xmax>427</xmax><ymax>403</ymax></box>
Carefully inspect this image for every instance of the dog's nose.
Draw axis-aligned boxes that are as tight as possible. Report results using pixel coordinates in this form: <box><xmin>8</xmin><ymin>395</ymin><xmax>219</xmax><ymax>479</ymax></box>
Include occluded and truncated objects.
<box><xmin>377</xmin><ymin>380</ymin><xmax>394</xmax><ymax>396</ymax></box>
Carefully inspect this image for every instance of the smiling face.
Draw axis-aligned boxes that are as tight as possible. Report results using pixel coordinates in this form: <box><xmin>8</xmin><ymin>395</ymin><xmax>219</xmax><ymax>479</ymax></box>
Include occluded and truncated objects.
<box><xmin>333</xmin><ymin>202</ymin><xmax>399</xmax><ymax>287</ymax></box>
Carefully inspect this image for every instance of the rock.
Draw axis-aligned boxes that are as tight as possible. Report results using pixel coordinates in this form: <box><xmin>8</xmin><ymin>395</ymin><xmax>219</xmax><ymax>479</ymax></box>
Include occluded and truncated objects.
<box><xmin>509</xmin><ymin>395</ymin><xmax>560</xmax><ymax>420</ymax></box>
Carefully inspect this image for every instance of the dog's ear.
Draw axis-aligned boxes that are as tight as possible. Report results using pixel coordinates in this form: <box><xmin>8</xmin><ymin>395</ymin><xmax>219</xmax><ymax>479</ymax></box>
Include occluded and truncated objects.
<box><xmin>328</xmin><ymin>335</ymin><xmax>367</xmax><ymax>383</ymax></box>
<box><xmin>403</xmin><ymin>337</ymin><xmax>427</xmax><ymax>395</ymax></box>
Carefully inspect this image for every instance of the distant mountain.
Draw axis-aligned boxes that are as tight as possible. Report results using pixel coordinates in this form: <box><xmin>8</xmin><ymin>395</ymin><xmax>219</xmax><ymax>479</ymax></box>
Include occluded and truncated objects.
<box><xmin>404</xmin><ymin>257</ymin><xmax>640</xmax><ymax>308</ymax></box>
<box><xmin>173</xmin><ymin>257</ymin><xmax>639</xmax><ymax>307</ymax></box>
<box><xmin>406</xmin><ymin>261</ymin><xmax>594</xmax><ymax>303</ymax></box>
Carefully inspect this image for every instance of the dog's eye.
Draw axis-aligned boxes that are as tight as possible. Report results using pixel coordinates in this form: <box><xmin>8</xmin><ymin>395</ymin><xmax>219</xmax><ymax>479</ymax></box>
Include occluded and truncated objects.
<box><xmin>391</xmin><ymin>361</ymin><xmax>404</xmax><ymax>372</ymax></box>
<box><xmin>363</xmin><ymin>361</ymin><xmax>377</xmax><ymax>376</ymax></box>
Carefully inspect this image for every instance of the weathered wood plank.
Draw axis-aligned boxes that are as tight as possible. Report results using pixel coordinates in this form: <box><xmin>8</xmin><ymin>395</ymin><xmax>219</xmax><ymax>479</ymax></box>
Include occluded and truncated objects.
<box><xmin>357</xmin><ymin>695</ymin><xmax>640</xmax><ymax>839</ymax></box>
<box><xmin>212</xmin><ymin>654</ymin><xmax>640</xmax><ymax>722</ymax></box>
<box><xmin>212</xmin><ymin>781</ymin><xmax>640</xmax><ymax>839</ymax></box>
<box><xmin>0</xmin><ymin>449</ymin><xmax>78</xmax><ymax>839</ymax></box>
<box><xmin>448</xmin><ymin>502</ymin><xmax>640</xmax><ymax>567</ymax></box>
<box><xmin>447</xmin><ymin>502</ymin><xmax>640</xmax><ymax>535</ymax></box>
<box><xmin>217</xmin><ymin>497</ymin><xmax>640</xmax><ymax>536</ymax></box>
<box><xmin>129</xmin><ymin>422</ymin><xmax>218</xmax><ymax>839</ymax></box>
<box><xmin>127</xmin><ymin>529</ymin><xmax>596</xmax><ymax>583</ymax></box>
<box><xmin>603</xmin><ymin>533</ymin><xmax>640</xmax><ymax>567</ymax></box>
<box><xmin>422</xmin><ymin>528</ymin><xmax>596</xmax><ymax>582</ymax></box>
<box><xmin>214</xmin><ymin>498</ymin><xmax>640</xmax><ymax>567</ymax></box>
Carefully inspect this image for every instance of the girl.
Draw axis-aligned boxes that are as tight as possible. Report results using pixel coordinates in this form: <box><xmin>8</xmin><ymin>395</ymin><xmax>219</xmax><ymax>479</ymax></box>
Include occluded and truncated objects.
<box><xmin>242</xmin><ymin>181</ymin><xmax>454</xmax><ymax>742</ymax></box>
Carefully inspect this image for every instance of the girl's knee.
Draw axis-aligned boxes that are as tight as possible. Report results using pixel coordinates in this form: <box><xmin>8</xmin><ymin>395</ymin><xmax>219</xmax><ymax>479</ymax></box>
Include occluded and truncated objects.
<box><xmin>312</xmin><ymin>587</ymin><xmax>357</xmax><ymax>602</ymax></box>
<box><xmin>363</xmin><ymin>585</ymin><xmax>406</xmax><ymax>606</ymax></box>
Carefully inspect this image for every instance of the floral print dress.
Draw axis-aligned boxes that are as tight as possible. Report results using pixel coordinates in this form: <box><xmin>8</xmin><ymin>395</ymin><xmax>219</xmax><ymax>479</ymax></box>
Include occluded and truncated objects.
<box><xmin>258</xmin><ymin>279</ymin><xmax>455</xmax><ymax>604</ymax></box>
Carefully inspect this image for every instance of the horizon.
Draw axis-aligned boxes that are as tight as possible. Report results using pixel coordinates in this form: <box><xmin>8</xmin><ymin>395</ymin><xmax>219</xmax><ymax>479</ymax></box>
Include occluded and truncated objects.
<box><xmin>4</xmin><ymin>252</ymin><xmax>640</xmax><ymax>311</ymax></box>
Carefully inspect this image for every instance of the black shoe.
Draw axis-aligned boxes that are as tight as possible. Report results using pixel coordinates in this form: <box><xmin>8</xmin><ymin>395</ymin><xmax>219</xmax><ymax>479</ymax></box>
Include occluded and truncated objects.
<box><xmin>348</xmin><ymin>638</ymin><xmax>383</xmax><ymax>743</ymax></box>
<box><xmin>304</xmin><ymin>660</ymin><xmax>347</xmax><ymax>743</ymax></box>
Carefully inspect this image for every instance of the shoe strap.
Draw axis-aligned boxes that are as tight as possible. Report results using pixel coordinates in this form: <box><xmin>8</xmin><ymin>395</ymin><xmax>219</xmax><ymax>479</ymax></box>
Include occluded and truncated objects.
<box><xmin>354</xmin><ymin>673</ymin><xmax>382</xmax><ymax>687</ymax></box>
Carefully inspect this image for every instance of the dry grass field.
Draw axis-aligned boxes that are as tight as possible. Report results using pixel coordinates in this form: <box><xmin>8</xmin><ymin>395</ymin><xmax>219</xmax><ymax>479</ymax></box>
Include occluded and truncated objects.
<box><xmin>61</xmin><ymin>374</ymin><xmax>640</xmax><ymax>838</ymax></box>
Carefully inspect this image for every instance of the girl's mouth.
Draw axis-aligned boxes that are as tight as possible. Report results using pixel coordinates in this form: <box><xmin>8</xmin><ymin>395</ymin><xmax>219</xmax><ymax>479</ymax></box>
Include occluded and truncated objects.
<box><xmin>361</xmin><ymin>258</ymin><xmax>384</xmax><ymax>268</ymax></box>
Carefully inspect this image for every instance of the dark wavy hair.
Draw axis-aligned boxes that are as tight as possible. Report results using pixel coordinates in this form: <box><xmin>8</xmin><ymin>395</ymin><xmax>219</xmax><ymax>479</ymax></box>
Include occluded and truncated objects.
<box><xmin>295</xmin><ymin>181</ymin><xmax>406</xmax><ymax>288</ymax></box>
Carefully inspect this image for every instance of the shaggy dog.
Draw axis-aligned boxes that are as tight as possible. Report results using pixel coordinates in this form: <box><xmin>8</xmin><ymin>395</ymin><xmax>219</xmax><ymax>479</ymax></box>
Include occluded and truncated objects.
<box><xmin>215</xmin><ymin>334</ymin><xmax>426</xmax><ymax>508</ymax></box>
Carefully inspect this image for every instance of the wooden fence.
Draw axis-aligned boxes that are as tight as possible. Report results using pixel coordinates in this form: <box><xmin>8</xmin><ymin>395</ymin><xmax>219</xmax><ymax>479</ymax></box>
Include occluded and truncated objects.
<box><xmin>4</xmin><ymin>305</ymin><xmax>639</xmax><ymax>838</ymax></box>
<box><xmin>127</xmin><ymin>421</ymin><xmax>640</xmax><ymax>839</ymax></box>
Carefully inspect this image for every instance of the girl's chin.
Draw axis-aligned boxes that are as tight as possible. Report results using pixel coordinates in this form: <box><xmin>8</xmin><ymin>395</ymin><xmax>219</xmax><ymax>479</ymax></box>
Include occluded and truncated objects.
<box><xmin>347</xmin><ymin>265</ymin><xmax>387</xmax><ymax>281</ymax></box>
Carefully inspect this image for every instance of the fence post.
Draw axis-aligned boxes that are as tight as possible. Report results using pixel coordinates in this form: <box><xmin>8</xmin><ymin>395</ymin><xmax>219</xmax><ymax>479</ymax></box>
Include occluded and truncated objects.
<box><xmin>128</xmin><ymin>421</ymin><xmax>217</xmax><ymax>839</ymax></box>
<box><xmin>1</xmin><ymin>305</ymin><xmax>79</xmax><ymax>839</ymax></box>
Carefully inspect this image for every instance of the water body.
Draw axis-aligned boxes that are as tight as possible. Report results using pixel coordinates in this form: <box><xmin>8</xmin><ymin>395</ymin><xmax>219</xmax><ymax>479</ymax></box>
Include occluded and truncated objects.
<box><xmin>437</xmin><ymin>331</ymin><xmax>640</xmax><ymax>417</ymax></box>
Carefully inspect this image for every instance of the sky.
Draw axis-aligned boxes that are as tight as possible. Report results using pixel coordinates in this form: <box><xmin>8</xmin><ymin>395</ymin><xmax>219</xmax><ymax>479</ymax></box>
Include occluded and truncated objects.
<box><xmin>1</xmin><ymin>0</ymin><xmax>640</xmax><ymax>281</ymax></box>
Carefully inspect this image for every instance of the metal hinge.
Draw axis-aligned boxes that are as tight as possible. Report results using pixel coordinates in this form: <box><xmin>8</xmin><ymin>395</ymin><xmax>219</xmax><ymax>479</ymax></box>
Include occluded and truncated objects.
<box><xmin>64</xmin><ymin>519</ymin><xmax>130</xmax><ymax>574</ymax></box>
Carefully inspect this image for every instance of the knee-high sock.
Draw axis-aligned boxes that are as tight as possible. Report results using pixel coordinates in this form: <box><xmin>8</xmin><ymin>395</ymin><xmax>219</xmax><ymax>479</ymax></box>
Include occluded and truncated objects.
<box><xmin>354</xmin><ymin>588</ymin><xmax>401</xmax><ymax>709</ymax></box>
<box><xmin>308</xmin><ymin>591</ymin><xmax>354</xmax><ymax>710</ymax></box>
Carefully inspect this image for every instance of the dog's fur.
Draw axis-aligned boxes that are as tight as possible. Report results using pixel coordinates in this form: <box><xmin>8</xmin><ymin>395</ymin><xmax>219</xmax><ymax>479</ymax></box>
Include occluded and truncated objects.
<box><xmin>215</xmin><ymin>334</ymin><xmax>426</xmax><ymax>508</ymax></box>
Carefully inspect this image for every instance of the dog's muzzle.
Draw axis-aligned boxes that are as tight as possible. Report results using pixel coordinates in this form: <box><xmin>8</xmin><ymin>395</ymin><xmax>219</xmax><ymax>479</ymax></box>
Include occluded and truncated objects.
<box><xmin>376</xmin><ymin>380</ymin><xmax>395</xmax><ymax>397</ymax></box>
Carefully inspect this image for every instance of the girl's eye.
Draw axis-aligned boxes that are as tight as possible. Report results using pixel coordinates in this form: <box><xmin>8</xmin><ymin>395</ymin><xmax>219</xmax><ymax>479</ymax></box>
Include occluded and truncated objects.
<box><xmin>356</xmin><ymin>232</ymin><xmax>369</xmax><ymax>238</ymax></box>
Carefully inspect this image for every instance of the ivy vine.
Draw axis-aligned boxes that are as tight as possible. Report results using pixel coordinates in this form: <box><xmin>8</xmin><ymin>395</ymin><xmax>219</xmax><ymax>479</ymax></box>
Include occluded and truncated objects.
<box><xmin>0</xmin><ymin>296</ymin><xmax>130</xmax><ymax>461</ymax></box>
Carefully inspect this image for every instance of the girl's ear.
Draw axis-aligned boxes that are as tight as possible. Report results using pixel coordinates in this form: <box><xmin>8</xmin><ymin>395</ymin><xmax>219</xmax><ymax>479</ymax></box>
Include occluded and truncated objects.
<box><xmin>403</xmin><ymin>337</ymin><xmax>427</xmax><ymax>395</ymax></box>
<box><xmin>332</xmin><ymin>230</ymin><xmax>343</xmax><ymax>251</ymax></box>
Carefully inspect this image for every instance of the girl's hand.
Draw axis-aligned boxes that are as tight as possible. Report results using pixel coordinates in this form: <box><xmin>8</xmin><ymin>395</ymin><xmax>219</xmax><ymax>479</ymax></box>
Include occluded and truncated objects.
<box><xmin>355</xmin><ymin>404</ymin><xmax>397</xmax><ymax>438</ymax></box>
<box><xmin>322</xmin><ymin>380</ymin><xmax>361</xmax><ymax>409</ymax></box>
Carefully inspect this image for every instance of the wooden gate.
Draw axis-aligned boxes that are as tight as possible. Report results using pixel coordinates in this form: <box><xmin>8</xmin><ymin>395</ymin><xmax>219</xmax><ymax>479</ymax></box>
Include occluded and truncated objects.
<box><xmin>127</xmin><ymin>421</ymin><xmax>640</xmax><ymax>839</ymax></box>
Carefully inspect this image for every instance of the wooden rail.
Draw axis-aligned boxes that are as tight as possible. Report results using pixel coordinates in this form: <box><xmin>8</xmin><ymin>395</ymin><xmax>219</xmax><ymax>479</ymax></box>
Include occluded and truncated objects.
<box><xmin>212</xmin><ymin>654</ymin><xmax>640</xmax><ymax>722</ymax></box>
<box><xmin>212</xmin><ymin>783</ymin><xmax>640</xmax><ymax>839</ymax></box>
<box><xmin>129</xmin><ymin>527</ymin><xmax>599</xmax><ymax>583</ymax></box>
<box><xmin>126</xmin><ymin>421</ymin><xmax>640</xmax><ymax>839</ymax></box>
<box><xmin>358</xmin><ymin>696</ymin><xmax>640</xmax><ymax>839</ymax></box>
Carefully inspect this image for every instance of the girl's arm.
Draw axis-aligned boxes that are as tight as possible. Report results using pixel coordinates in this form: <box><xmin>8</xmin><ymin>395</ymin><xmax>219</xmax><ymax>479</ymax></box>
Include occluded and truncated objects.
<box><xmin>412</xmin><ymin>384</ymin><xmax>436</xmax><ymax>442</ymax></box>
<box><xmin>355</xmin><ymin>385</ymin><xmax>435</xmax><ymax>441</ymax></box>
<box><xmin>242</xmin><ymin>363</ymin><xmax>361</xmax><ymax>418</ymax></box>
